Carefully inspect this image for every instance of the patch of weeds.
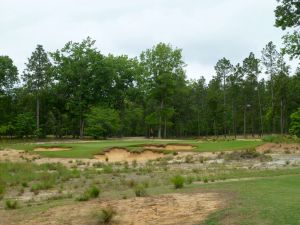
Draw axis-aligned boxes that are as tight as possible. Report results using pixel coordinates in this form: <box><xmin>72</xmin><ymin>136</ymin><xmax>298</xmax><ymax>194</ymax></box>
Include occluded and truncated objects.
<box><xmin>76</xmin><ymin>186</ymin><xmax>100</xmax><ymax>201</ymax></box>
<box><xmin>88</xmin><ymin>186</ymin><xmax>100</xmax><ymax>198</ymax></box>
<box><xmin>171</xmin><ymin>175</ymin><xmax>185</xmax><ymax>189</ymax></box>
<box><xmin>21</xmin><ymin>181</ymin><xmax>28</xmax><ymax>187</ymax></box>
<box><xmin>132</xmin><ymin>160</ymin><xmax>137</xmax><ymax>168</ymax></box>
<box><xmin>0</xmin><ymin>181</ymin><xmax>5</xmax><ymax>199</ymax></box>
<box><xmin>185</xmin><ymin>176</ymin><xmax>194</xmax><ymax>185</ymax></box>
<box><xmin>284</xmin><ymin>149</ymin><xmax>291</xmax><ymax>154</ymax></box>
<box><xmin>126</xmin><ymin>179</ymin><xmax>136</xmax><ymax>188</ymax></box>
<box><xmin>185</xmin><ymin>155</ymin><xmax>193</xmax><ymax>163</ymax></box>
<box><xmin>94</xmin><ymin>206</ymin><xmax>116</xmax><ymax>224</ymax></box>
<box><xmin>103</xmin><ymin>165</ymin><xmax>113</xmax><ymax>173</ymax></box>
<box><xmin>5</xmin><ymin>199</ymin><xmax>19</xmax><ymax>210</ymax></box>
<box><xmin>225</xmin><ymin>149</ymin><xmax>270</xmax><ymax>161</ymax></box>
<box><xmin>134</xmin><ymin>184</ymin><xmax>148</xmax><ymax>197</ymax></box>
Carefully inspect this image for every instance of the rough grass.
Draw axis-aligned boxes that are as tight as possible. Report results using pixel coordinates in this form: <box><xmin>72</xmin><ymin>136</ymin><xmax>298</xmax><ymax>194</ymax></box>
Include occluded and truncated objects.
<box><xmin>0</xmin><ymin>162</ymin><xmax>79</xmax><ymax>193</ymax></box>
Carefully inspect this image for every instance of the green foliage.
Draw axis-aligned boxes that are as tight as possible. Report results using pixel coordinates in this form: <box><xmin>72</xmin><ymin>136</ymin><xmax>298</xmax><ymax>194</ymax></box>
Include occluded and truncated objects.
<box><xmin>95</xmin><ymin>207</ymin><xmax>116</xmax><ymax>224</ymax></box>
<box><xmin>13</xmin><ymin>113</ymin><xmax>35</xmax><ymax>137</ymax></box>
<box><xmin>290</xmin><ymin>108</ymin><xmax>300</xmax><ymax>137</ymax></box>
<box><xmin>87</xmin><ymin>186</ymin><xmax>100</xmax><ymax>198</ymax></box>
<box><xmin>0</xmin><ymin>55</ymin><xmax>18</xmax><ymax>91</ymax></box>
<box><xmin>171</xmin><ymin>175</ymin><xmax>185</xmax><ymax>189</ymax></box>
<box><xmin>0</xmin><ymin>162</ymin><xmax>78</xmax><ymax>193</ymax></box>
<box><xmin>134</xmin><ymin>184</ymin><xmax>147</xmax><ymax>197</ymax></box>
<box><xmin>275</xmin><ymin>0</ymin><xmax>300</xmax><ymax>59</ymax></box>
<box><xmin>85</xmin><ymin>106</ymin><xmax>120</xmax><ymax>138</ymax></box>
<box><xmin>76</xmin><ymin>186</ymin><xmax>100</xmax><ymax>201</ymax></box>
<box><xmin>5</xmin><ymin>200</ymin><xmax>19</xmax><ymax>210</ymax></box>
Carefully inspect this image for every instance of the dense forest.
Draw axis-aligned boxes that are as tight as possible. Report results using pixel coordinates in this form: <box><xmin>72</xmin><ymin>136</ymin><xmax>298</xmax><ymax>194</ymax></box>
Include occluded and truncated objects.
<box><xmin>0</xmin><ymin>0</ymin><xmax>299</xmax><ymax>139</ymax></box>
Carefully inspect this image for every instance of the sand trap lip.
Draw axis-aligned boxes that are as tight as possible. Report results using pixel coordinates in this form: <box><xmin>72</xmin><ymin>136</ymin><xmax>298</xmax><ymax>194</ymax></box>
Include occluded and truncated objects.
<box><xmin>143</xmin><ymin>143</ymin><xmax>195</xmax><ymax>151</ymax></box>
<box><xmin>94</xmin><ymin>147</ymin><xmax>165</xmax><ymax>163</ymax></box>
<box><xmin>9</xmin><ymin>192</ymin><xmax>222</xmax><ymax>225</ymax></box>
<box><xmin>256</xmin><ymin>143</ymin><xmax>300</xmax><ymax>154</ymax></box>
<box><xmin>34</xmin><ymin>146</ymin><xmax>71</xmax><ymax>152</ymax></box>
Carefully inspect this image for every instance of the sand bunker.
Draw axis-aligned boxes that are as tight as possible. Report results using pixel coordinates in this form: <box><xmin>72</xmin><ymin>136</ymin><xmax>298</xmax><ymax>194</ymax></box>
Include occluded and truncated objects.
<box><xmin>143</xmin><ymin>144</ymin><xmax>195</xmax><ymax>151</ymax></box>
<box><xmin>94</xmin><ymin>148</ymin><xmax>165</xmax><ymax>163</ymax></box>
<box><xmin>34</xmin><ymin>146</ymin><xmax>71</xmax><ymax>152</ymax></box>
<box><xmin>6</xmin><ymin>193</ymin><xmax>222</xmax><ymax>225</ymax></box>
<box><xmin>256</xmin><ymin>143</ymin><xmax>300</xmax><ymax>154</ymax></box>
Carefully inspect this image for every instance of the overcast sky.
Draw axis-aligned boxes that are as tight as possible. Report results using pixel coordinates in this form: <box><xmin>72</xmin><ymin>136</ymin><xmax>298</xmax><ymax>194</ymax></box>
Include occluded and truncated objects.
<box><xmin>0</xmin><ymin>0</ymin><xmax>291</xmax><ymax>80</ymax></box>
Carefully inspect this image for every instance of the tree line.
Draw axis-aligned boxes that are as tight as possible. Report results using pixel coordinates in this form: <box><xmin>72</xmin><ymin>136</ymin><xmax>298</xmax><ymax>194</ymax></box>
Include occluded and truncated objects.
<box><xmin>0</xmin><ymin>0</ymin><xmax>299</xmax><ymax>139</ymax></box>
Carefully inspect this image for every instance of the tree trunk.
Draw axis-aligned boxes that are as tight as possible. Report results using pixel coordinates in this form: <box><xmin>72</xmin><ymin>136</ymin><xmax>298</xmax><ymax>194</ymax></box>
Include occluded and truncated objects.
<box><xmin>232</xmin><ymin>101</ymin><xmax>236</xmax><ymax>139</ymax></box>
<box><xmin>257</xmin><ymin>85</ymin><xmax>264</xmax><ymax>136</ymax></box>
<box><xmin>158</xmin><ymin>100</ymin><xmax>163</xmax><ymax>138</ymax></box>
<box><xmin>243</xmin><ymin>105</ymin><xmax>246</xmax><ymax>138</ymax></box>
<box><xmin>271</xmin><ymin>74</ymin><xmax>275</xmax><ymax>133</ymax></box>
<box><xmin>164</xmin><ymin>117</ymin><xmax>167</xmax><ymax>138</ymax></box>
<box><xmin>280</xmin><ymin>98</ymin><xmax>283</xmax><ymax>135</ymax></box>
<box><xmin>79</xmin><ymin>118</ymin><xmax>84</xmax><ymax>139</ymax></box>
<box><xmin>36</xmin><ymin>97</ymin><xmax>40</xmax><ymax>134</ymax></box>
<box><xmin>223</xmin><ymin>74</ymin><xmax>227</xmax><ymax>138</ymax></box>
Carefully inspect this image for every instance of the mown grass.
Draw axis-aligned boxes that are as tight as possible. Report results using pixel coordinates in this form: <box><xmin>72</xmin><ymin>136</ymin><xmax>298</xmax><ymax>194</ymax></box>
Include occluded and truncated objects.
<box><xmin>204</xmin><ymin>174</ymin><xmax>300</xmax><ymax>225</ymax></box>
<box><xmin>0</xmin><ymin>139</ymin><xmax>263</xmax><ymax>158</ymax></box>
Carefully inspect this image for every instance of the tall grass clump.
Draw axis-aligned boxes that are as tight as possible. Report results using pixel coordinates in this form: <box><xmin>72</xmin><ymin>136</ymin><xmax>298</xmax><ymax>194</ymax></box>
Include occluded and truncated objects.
<box><xmin>94</xmin><ymin>206</ymin><xmax>116</xmax><ymax>224</ymax></box>
<box><xmin>5</xmin><ymin>199</ymin><xmax>19</xmax><ymax>210</ymax></box>
<box><xmin>76</xmin><ymin>186</ymin><xmax>100</xmax><ymax>201</ymax></box>
<box><xmin>171</xmin><ymin>175</ymin><xmax>185</xmax><ymax>189</ymax></box>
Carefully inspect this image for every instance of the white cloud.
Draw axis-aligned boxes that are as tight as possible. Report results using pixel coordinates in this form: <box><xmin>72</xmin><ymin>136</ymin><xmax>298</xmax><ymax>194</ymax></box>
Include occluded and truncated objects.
<box><xmin>0</xmin><ymin>0</ymin><xmax>295</xmax><ymax>81</ymax></box>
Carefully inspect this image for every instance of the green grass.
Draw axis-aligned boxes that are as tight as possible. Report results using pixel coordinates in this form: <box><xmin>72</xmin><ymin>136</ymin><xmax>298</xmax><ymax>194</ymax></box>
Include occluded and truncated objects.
<box><xmin>204</xmin><ymin>174</ymin><xmax>300</xmax><ymax>225</ymax></box>
<box><xmin>0</xmin><ymin>139</ymin><xmax>263</xmax><ymax>158</ymax></box>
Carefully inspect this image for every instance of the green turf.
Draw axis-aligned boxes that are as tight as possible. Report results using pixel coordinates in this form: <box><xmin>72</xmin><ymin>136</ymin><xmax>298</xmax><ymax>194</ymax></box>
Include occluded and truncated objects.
<box><xmin>204</xmin><ymin>174</ymin><xmax>300</xmax><ymax>225</ymax></box>
<box><xmin>0</xmin><ymin>139</ymin><xmax>263</xmax><ymax>158</ymax></box>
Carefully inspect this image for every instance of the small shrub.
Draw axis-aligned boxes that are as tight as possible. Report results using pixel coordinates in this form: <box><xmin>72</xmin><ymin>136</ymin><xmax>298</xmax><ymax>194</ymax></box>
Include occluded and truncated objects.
<box><xmin>95</xmin><ymin>206</ymin><xmax>116</xmax><ymax>224</ymax></box>
<box><xmin>171</xmin><ymin>175</ymin><xmax>185</xmax><ymax>189</ymax></box>
<box><xmin>203</xmin><ymin>177</ymin><xmax>208</xmax><ymax>183</ymax></box>
<box><xmin>185</xmin><ymin>176</ymin><xmax>194</xmax><ymax>184</ymax></box>
<box><xmin>21</xmin><ymin>182</ymin><xmax>28</xmax><ymax>187</ymax></box>
<box><xmin>76</xmin><ymin>193</ymin><xmax>90</xmax><ymax>201</ymax></box>
<box><xmin>284</xmin><ymin>149</ymin><xmax>291</xmax><ymax>154</ymax></box>
<box><xmin>103</xmin><ymin>165</ymin><xmax>113</xmax><ymax>173</ymax></box>
<box><xmin>0</xmin><ymin>183</ymin><xmax>5</xmax><ymax>199</ymax></box>
<box><xmin>87</xmin><ymin>186</ymin><xmax>100</xmax><ymax>198</ymax></box>
<box><xmin>185</xmin><ymin>155</ymin><xmax>193</xmax><ymax>163</ymax></box>
<box><xmin>76</xmin><ymin>186</ymin><xmax>100</xmax><ymax>201</ymax></box>
<box><xmin>132</xmin><ymin>160</ymin><xmax>137</xmax><ymax>168</ymax></box>
<box><xmin>134</xmin><ymin>184</ymin><xmax>147</xmax><ymax>197</ymax></box>
<box><xmin>5</xmin><ymin>200</ymin><xmax>18</xmax><ymax>210</ymax></box>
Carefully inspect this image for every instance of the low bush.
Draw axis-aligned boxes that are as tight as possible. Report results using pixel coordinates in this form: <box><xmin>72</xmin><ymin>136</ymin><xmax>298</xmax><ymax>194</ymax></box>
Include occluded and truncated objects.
<box><xmin>5</xmin><ymin>200</ymin><xmax>18</xmax><ymax>210</ymax></box>
<box><xmin>95</xmin><ymin>206</ymin><xmax>116</xmax><ymax>224</ymax></box>
<box><xmin>171</xmin><ymin>175</ymin><xmax>185</xmax><ymax>189</ymax></box>
<box><xmin>134</xmin><ymin>184</ymin><xmax>147</xmax><ymax>197</ymax></box>
<box><xmin>76</xmin><ymin>186</ymin><xmax>100</xmax><ymax>201</ymax></box>
<box><xmin>87</xmin><ymin>186</ymin><xmax>100</xmax><ymax>198</ymax></box>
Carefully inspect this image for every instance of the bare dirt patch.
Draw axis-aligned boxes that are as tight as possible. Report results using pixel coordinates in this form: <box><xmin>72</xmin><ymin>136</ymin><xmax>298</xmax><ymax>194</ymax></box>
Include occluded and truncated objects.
<box><xmin>143</xmin><ymin>144</ymin><xmax>195</xmax><ymax>151</ymax></box>
<box><xmin>0</xmin><ymin>149</ymin><xmax>39</xmax><ymax>162</ymax></box>
<box><xmin>1</xmin><ymin>193</ymin><xmax>222</xmax><ymax>225</ymax></box>
<box><xmin>94</xmin><ymin>148</ymin><xmax>165</xmax><ymax>163</ymax></box>
<box><xmin>256</xmin><ymin>143</ymin><xmax>300</xmax><ymax>154</ymax></box>
<box><xmin>34</xmin><ymin>146</ymin><xmax>71</xmax><ymax>152</ymax></box>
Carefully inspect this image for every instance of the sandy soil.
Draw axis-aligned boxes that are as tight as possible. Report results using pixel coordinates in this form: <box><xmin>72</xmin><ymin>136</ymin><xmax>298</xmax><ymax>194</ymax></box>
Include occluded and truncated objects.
<box><xmin>0</xmin><ymin>149</ymin><xmax>40</xmax><ymax>162</ymax></box>
<box><xmin>256</xmin><ymin>143</ymin><xmax>300</xmax><ymax>154</ymax></box>
<box><xmin>34</xmin><ymin>147</ymin><xmax>71</xmax><ymax>152</ymax></box>
<box><xmin>94</xmin><ymin>148</ymin><xmax>165</xmax><ymax>163</ymax></box>
<box><xmin>0</xmin><ymin>193</ymin><xmax>222</xmax><ymax>225</ymax></box>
